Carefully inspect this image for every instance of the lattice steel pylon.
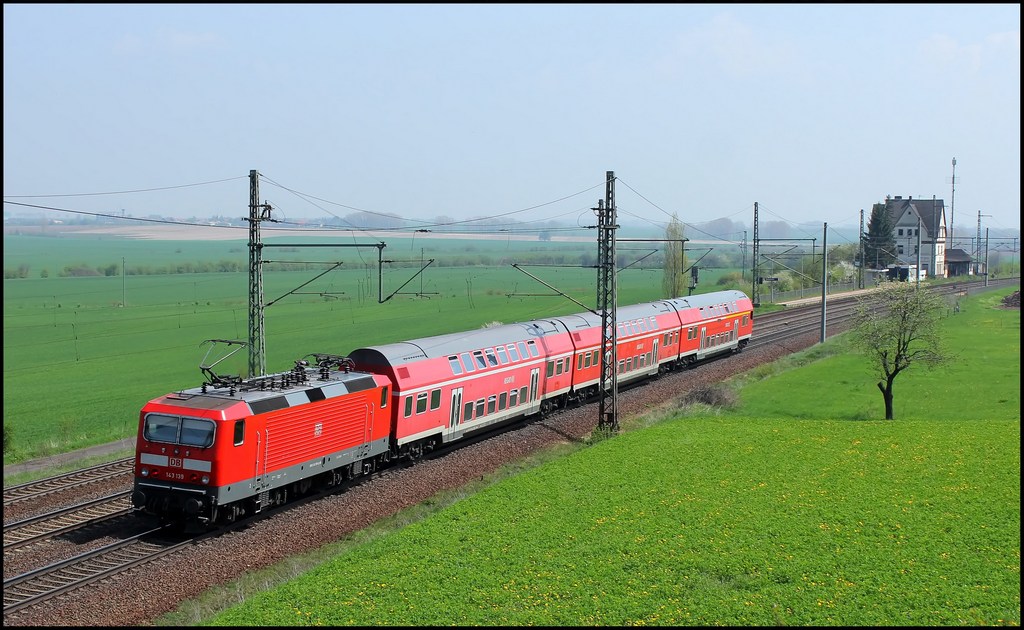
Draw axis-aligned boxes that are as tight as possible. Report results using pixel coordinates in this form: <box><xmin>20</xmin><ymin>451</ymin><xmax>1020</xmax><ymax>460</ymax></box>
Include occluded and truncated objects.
<box><xmin>596</xmin><ymin>171</ymin><xmax>619</xmax><ymax>432</ymax></box>
<box><xmin>751</xmin><ymin>201</ymin><xmax>760</xmax><ymax>307</ymax></box>
<box><xmin>247</xmin><ymin>169</ymin><xmax>273</xmax><ymax>378</ymax></box>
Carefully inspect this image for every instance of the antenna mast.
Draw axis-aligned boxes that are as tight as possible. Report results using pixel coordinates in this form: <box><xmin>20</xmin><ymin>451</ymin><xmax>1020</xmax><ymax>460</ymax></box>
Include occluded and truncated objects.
<box><xmin>949</xmin><ymin>157</ymin><xmax>956</xmax><ymax>248</ymax></box>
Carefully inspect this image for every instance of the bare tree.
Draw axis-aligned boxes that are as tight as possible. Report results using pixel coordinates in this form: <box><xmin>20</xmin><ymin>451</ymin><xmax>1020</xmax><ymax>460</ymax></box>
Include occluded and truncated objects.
<box><xmin>662</xmin><ymin>213</ymin><xmax>686</xmax><ymax>298</ymax></box>
<box><xmin>850</xmin><ymin>282</ymin><xmax>949</xmax><ymax>419</ymax></box>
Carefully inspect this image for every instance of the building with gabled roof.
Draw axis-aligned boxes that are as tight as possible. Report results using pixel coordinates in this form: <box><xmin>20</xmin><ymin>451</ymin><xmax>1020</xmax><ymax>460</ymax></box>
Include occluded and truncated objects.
<box><xmin>883</xmin><ymin>195</ymin><xmax>947</xmax><ymax>278</ymax></box>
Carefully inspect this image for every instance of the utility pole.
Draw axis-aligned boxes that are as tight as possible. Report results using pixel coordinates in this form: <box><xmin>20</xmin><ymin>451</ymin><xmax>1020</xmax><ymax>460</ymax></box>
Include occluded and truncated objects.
<box><xmin>921</xmin><ymin>216</ymin><xmax>929</xmax><ymax>286</ymax></box>
<box><xmin>820</xmin><ymin>222</ymin><xmax>827</xmax><ymax>343</ymax></box>
<box><xmin>596</xmin><ymin>171</ymin><xmax>619</xmax><ymax>433</ymax></box>
<box><xmin>932</xmin><ymin>195</ymin><xmax>940</xmax><ymax>278</ymax></box>
<box><xmin>248</xmin><ymin>169</ymin><xmax>273</xmax><ymax>378</ymax></box>
<box><xmin>985</xmin><ymin>228</ymin><xmax>990</xmax><ymax>287</ymax></box>
<box><xmin>858</xmin><ymin>208</ymin><xmax>865</xmax><ymax>289</ymax></box>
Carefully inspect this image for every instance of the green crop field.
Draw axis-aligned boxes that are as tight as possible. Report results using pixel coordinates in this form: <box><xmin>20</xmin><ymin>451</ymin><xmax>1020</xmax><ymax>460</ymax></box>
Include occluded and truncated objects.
<box><xmin>172</xmin><ymin>285</ymin><xmax>1019</xmax><ymax>626</ymax></box>
<box><xmin>3</xmin><ymin>232</ymin><xmax>742</xmax><ymax>467</ymax></box>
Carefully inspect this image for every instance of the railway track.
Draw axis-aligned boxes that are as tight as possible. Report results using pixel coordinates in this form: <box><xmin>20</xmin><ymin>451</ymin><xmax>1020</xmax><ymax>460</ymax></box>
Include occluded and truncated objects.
<box><xmin>2</xmin><ymin>525</ymin><xmax>191</xmax><ymax>615</ymax></box>
<box><xmin>3</xmin><ymin>491</ymin><xmax>134</xmax><ymax>551</ymax></box>
<box><xmin>3</xmin><ymin>458</ymin><xmax>134</xmax><ymax>507</ymax></box>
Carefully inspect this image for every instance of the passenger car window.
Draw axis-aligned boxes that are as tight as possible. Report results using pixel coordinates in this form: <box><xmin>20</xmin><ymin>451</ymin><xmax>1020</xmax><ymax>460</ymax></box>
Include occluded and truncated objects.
<box><xmin>448</xmin><ymin>356</ymin><xmax>464</xmax><ymax>375</ymax></box>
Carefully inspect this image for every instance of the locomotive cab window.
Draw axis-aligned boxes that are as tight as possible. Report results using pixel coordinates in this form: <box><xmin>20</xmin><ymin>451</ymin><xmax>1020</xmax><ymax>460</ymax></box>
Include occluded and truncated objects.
<box><xmin>380</xmin><ymin>386</ymin><xmax>388</xmax><ymax>408</ymax></box>
<box><xmin>233</xmin><ymin>420</ymin><xmax>245</xmax><ymax>446</ymax></box>
<box><xmin>180</xmin><ymin>418</ymin><xmax>215</xmax><ymax>448</ymax></box>
<box><xmin>144</xmin><ymin>414</ymin><xmax>214</xmax><ymax>448</ymax></box>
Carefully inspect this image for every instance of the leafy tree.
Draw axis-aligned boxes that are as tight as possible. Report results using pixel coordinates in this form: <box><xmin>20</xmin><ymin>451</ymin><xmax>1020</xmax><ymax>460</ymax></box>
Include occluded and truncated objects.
<box><xmin>662</xmin><ymin>213</ymin><xmax>687</xmax><ymax>298</ymax></box>
<box><xmin>863</xmin><ymin>202</ymin><xmax>897</xmax><ymax>269</ymax></box>
<box><xmin>849</xmin><ymin>282</ymin><xmax>949</xmax><ymax>419</ymax></box>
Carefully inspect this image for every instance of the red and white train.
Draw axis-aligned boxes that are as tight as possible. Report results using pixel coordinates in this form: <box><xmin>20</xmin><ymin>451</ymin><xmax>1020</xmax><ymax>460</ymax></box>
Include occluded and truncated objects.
<box><xmin>131</xmin><ymin>289</ymin><xmax>754</xmax><ymax>526</ymax></box>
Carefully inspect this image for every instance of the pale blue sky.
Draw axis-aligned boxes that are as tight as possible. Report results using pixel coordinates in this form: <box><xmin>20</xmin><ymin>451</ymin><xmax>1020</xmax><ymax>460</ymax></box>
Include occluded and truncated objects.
<box><xmin>3</xmin><ymin>4</ymin><xmax>1020</xmax><ymax>237</ymax></box>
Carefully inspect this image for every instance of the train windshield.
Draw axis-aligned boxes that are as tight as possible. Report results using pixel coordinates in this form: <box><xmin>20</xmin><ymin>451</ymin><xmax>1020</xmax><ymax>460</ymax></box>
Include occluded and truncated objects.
<box><xmin>144</xmin><ymin>413</ymin><xmax>215</xmax><ymax>448</ymax></box>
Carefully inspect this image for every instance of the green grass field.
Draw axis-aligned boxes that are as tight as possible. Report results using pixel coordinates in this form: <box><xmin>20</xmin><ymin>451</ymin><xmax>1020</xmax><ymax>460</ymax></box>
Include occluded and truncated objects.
<box><xmin>167</xmin><ymin>285</ymin><xmax>1020</xmax><ymax>627</ymax></box>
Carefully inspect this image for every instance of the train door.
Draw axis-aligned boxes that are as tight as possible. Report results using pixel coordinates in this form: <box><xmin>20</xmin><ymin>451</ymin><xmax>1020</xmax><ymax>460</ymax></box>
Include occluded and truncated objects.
<box><xmin>530</xmin><ymin>368</ymin><xmax>540</xmax><ymax>403</ymax></box>
<box><xmin>651</xmin><ymin>338</ymin><xmax>659</xmax><ymax>373</ymax></box>
<box><xmin>254</xmin><ymin>428</ymin><xmax>269</xmax><ymax>493</ymax></box>
<box><xmin>447</xmin><ymin>388</ymin><xmax>463</xmax><ymax>441</ymax></box>
<box><xmin>698</xmin><ymin>327</ymin><xmax>707</xmax><ymax>358</ymax></box>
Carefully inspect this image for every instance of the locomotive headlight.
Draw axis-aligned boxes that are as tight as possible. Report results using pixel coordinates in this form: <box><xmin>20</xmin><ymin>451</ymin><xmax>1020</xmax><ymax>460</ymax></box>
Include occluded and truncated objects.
<box><xmin>201</xmin><ymin>475</ymin><xmax>210</xmax><ymax>485</ymax></box>
<box><xmin>141</xmin><ymin>468</ymin><xmax>150</xmax><ymax>477</ymax></box>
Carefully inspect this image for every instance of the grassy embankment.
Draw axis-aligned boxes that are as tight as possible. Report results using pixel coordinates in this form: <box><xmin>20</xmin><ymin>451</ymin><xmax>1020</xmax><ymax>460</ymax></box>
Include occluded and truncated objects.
<box><xmin>163</xmin><ymin>286</ymin><xmax>1020</xmax><ymax>626</ymax></box>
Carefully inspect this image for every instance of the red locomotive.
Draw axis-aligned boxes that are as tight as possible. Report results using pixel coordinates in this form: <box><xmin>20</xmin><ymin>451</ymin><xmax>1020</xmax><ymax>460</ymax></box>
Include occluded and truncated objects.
<box><xmin>131</xmin><ymin>290</ymin><xmax>753</xmax><ymax>527</ymax></box>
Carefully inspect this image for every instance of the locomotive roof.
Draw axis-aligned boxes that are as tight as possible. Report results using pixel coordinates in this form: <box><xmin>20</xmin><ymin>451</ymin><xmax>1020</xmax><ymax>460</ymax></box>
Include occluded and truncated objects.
<box><xmin>158</xmin><ymin>365</ymin><xmax>383</xmax><ymax>416</ymax></box>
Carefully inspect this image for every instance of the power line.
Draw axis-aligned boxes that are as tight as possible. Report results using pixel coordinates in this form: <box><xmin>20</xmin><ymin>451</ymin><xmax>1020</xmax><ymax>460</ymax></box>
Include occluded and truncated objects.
<box><xmin>2</xmin><ymin>176</ymin><xmax>247</xmax><ymax>198</ymax></box>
